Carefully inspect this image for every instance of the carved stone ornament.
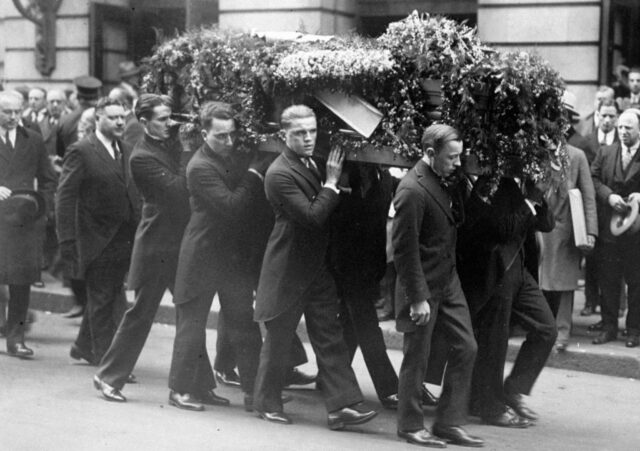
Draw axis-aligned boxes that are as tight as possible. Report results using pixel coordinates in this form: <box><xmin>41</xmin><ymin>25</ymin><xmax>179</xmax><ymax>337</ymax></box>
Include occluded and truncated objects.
<box><xmin>13</xmin><ymin>0</ymin><xmax>63</xmax><ymax>76</ymax></box>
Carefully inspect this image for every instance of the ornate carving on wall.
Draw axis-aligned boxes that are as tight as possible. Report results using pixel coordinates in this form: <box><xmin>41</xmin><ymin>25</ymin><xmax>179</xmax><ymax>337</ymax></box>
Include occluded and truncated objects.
<box><xmin>12</xmin><ymin>0</ymin><xmax>63</xmax><ymax>76</ymax></box>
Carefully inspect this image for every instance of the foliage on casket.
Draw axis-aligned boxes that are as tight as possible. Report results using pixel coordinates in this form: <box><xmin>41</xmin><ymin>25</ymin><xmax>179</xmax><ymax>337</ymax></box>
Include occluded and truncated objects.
<box><xmin>142</xmin><ymin>11</ymin><xmax>568</xmax><ymax>180</ymax></box>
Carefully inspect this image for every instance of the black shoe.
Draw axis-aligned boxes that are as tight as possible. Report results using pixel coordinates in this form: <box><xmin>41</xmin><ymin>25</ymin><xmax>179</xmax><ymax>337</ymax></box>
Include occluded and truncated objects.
<box><xmin>432</xmin><ymin>424</ymin><xmax>484</xmax><ymax>447</ymax></box>
<box><xmin>579</xmin><ymin>306</ymin><xmax>595</xmax><ymax>316</ymax></box>
<box><xmin>327</xmin><ymin>405</ymin><xmax>378</xmax><ymax>430</ymax></box>
<box><xmin>504</xmin><ymin>393</ymin><xmax>538</xmax><ymax>421</ymax></box>
<box><xmin>380</xmin><ymin>393</ymin><xmax>399</xmax><ymax>410</ymax></box>
<box><xmin>256</xmin><ymin>410</ymin><xmax>292</xmax><ymax>424</ymax></box>
<box><xmin>397</xmin><ymin>429</ymin><xmax>447</xmax><ymax>448</ymax></box>
<box><xmin>285</xmin><ymin>368</ymin><xmax>316</xmax><ymax>387</ymax></box>
<box><xmin>93</xmin><ymin>375</ymin><xmax>126</xmax><ymax>402</ymax></box>
<box><xmin>587</xmin><ymin>321</ymin><xmax>604</xmax><ymax>332</ymax></box>
<box><xmin>482</xmin><ymin>407</ymin><xmax>530</xmax><ymax>428</ymax></box>
<box><xmin>63</xmin><ymin>305</ymin><xmax>85</xmax><ymax>319</ymax></box>
<box><xmin>70</xmin><ymin>344</ymin><xmax>96</xmax><ymax>365</ymax></box>
<box><xmin>422</xmin><ymin>383</ymin><xmax>439</xmax><ymax>406</ymax></box>
<box><xmin>621</xmin><ymin>329</ymin><xmax>629</xmax><ymax>338</ymax></box>
<box><xmin>168</xmin><ymin>390</ymin><xmax>204</xmax><ymax>411</ymax></box>
<box><xmin>625</xmin><ymin>335</ymin><xmax>639</xmax><ymax>348</ymax></box>
<box><xmin>244</xmin><ymin>394</ymin><xmax>292</xmax><ymax>412</ymax></box>
<box><xmin>592</xmin><ymin>331</ymin><xmax>617</xmax><ymax>345</ymax></box>
<box><xmin>7</xmin><ymin>342</ymin><xmax>34</xmax><ymax>358</ymax></box>
<box><xmin>197</xmin><ymin>389</ymin><xmax>230</xmax><ymax>406</ymax></box>
<box><xmin>125</xmin><ymin>373</ymin><xmax>137</xmax><ymax>384</ymax></box>
<box><xmin>213</xmin><ymin>369</ymin><xmax>241</xmax><ymax>387</ymax></box>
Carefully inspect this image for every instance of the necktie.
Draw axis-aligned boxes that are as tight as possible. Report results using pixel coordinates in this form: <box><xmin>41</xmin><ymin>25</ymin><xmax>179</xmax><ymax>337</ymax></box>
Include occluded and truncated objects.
<box><xmin>112</xmin><ymin>141</ymin><xmax>121</xmax><ymax>161</ymax></box>
<box><xmin>302</xmin><ymin>157</ymin><xmax>321</xmax><ymax>182</ymax></box>
<box><xmin>622</xmin><ymin>146</ymin><xmax>634</xmax><ymax>170</ymax></box>
<box><xmin>5</xmin><ymin>131</ymin><xmax>13</xmax><ymax>151</ymax></box>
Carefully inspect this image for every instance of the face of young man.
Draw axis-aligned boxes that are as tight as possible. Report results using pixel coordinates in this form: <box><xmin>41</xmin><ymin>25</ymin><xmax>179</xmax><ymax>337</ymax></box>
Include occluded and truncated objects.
<box><xmin>598</xmin><ymin>105</ymin><xmax>618</xmax><ymax>134</ymax></box>
<box><xmin>284</xmin><ymin>116</ymin><xmax>317</xmax><ymax>158</ymax></box>
<box><xmin>96</xmin><ymin>104</ymin><xmax>126</xmax><ymax>141</ymax></box>
<box><xmin>618</xmin><ymin>112</ymin><xmax>640</xmax><ymax>148</ymax></box>
<box><xmin>0</xmin><ymin>95</ymin><xmax>23</xmax><ymax>131</ymax></box>
<box><xmin>203</xmin><ymin>117</ymin><xmax>236</xmax><ymax>156</ymax></box>
<box><xmin>142</xmin><ymin>104</ymin><xmax>172</xmax><ymax>140</ymax></box>
<box><xmin>430</xmin><ymin>140</ymin><xmax>463</xmax><ymax>178</ymax></box>
<box><xmin>629</xmin><ymin>72</ymin><xmax>640</xmax><ymax>95</ymax></box>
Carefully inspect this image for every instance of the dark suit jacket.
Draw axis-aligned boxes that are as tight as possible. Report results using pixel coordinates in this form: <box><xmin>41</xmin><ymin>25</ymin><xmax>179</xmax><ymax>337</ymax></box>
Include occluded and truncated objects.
<box><xmin>457</xmin><ymin>177</ymin><xmax>555</xmax><ymax>316</ymax></box>
<box><xmin>123</xmin><ymin>114</ymin><xmax>145</xmax><ymax>149</ymax></box>
<box><xmin>254</xmin><ymin>147</ymin><xmax>340</xmax><ymax>322</ymax></box>
<box><xmin>591</xmin><ymin>141</ymin><xmax>640</xmax><ymax>243</ymax></box>
<box><xmin>392</xmin><ymin>160</ymin><xmax>459</xmax><ymax>333</ymax></box>
<box><xmin>585</xmin><ymin>129</ymin><xmax>619</xmax><ymax>164</ymax></box>
<box><xmin>173</xmin><ymin>144</ymin><xmax>263</xmax><ymax>305</ymax></box>
<box><xmin>126</xmin><ymin>134</ymin><xmax>191</xmax><ymax>290</ymax></box>
<box><xmin>0</xmin><ymin>126</ymin><xmax>56</xmax><ymax>284</ymax></box>
<box><xmin>37</xmin><ymin>115</ymin><xmax>61</xmax><ymax>157</ymax></box>
<box><xmin>56</xmin><ymin>108</ymin><xmax>83</xmax><ymax>157</ymax></box>
<box><xmin>56</xmin><ymin>132</ymin><xmax>139</xmax><ymax>276</ymax></box>
<box><xmin>568</xmin><ymin>128</ymin><xmax>597</xmax><ymax>165</ymax></box>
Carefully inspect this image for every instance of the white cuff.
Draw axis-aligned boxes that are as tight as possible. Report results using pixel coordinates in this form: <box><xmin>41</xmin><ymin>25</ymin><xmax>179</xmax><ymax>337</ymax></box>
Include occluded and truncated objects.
<box><xmin>524</xmin><ymin>199</ymin><xmax>538</xmax><ymax>215</ymax></box>
<box><xmin>323</xmin><ymin>182</ymin><xmax>339</xmax><ymax>194</ymax></box>
<box><xmin>248</xmin><ymin>168</ymin><xmax>264</xmax><ymax>182</ymax></box>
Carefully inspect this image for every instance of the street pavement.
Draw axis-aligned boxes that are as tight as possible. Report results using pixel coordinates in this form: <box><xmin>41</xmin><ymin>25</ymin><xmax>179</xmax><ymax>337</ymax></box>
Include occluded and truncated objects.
<box><xmin>1</xmin><ymin>312</ymin><xmax>639</xmax><ymax>451</ymax></box>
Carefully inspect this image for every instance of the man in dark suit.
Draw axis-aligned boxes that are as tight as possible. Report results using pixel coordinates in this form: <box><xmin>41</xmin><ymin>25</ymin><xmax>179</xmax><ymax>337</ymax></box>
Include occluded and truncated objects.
<box><xmin>577</xmin><ymin>86</ymin><xmax>615</xmax><ymax>140</ymax></box>
<box><xmin>591</xmin><ymin>110</ymin><xmax>640</xmax><ymax>347</ymax></box>
<box><xmin>393</xmin><ymin>125</ymin><xmax>482</xmax><ymax>447</ymax></box>
<box><xmin>92</xmin><ymin>94</ymin><xmax>191</xmax><ymax>402</ymax></box>
<box><xmin>458</xmin><ymin>169</ymin><xmax>556</xmax><ymax>428</ymax></box>
<box><xmin>253</xmin><ymin>105</ymin><xmax>377</xmax><ymax>429</ymax></box>
<box><xmin>0</xmin><ymin>90</ymin><xmax>56</xmax><ymax>357</ymax></box>
<box><xmin>617</xmin><ymin>68</ymin><xmax>640</xmax><ymax>111</ymax></box>
<box><xmin>167</xmin><ymin>103</ymin><xmax>269</xmax><ymax>411</ymax></box>
<box><xmin>56</xmin><ymin>97</ymin><xmax>139</xmax><ymax>365</ymax></box>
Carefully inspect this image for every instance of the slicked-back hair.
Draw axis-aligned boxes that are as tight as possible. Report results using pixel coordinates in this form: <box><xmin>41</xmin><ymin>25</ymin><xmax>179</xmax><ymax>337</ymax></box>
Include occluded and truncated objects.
<box><xmin>135</xmin><ymin>93</ymin><xmax>171</xmax><ymax>121</ymax></box>
<box><xmin>421</xmin><ymin>124</ymin><xmax>460</xmax><ymax>154</ymax></box>
<box><xmin>199</xmin><ymin>101</ymin><xmax>236</xmax><ymax>131</ymax></box>
<box><xmin>280</xmin><ymin>105</ymin><xmax>315</xmax><ymax>130</ymax></box>
<box><xmin>597</xmin><ymin>98</ymin><xmax>619</xmax><ymax>113</ymax></box>
<box><xmin>94</xmin><ymin>97</ymin><xmax>125</xmax><ymax>115</ymax></box>
<box><xmin>629</xmin><ymin>67</ymin><xmax>640</xmax><ymax>77</ymax></box>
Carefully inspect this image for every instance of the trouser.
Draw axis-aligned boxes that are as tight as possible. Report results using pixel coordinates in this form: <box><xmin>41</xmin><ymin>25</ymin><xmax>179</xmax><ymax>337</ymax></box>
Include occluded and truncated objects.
<box><xmin>5</xmin><ymin>284</ymin><xmax>30</xmax><ymax>348</ymax></box>
<box><xmin>471</xmin><ymin>256</ymin><xmax>557</xmax><ymax>417</ymax></box>
<box><xmin>340</xmin><ymin>292</ymin><xmax>398</xmax><ymax>400</ymax></box>
<box><xmin>597</xmin><ymin>240</ymin><xmax>640</xmax><ymax>335</ymax></box>
<box><xmin>253</xmin><ymin>268</ymin><xmax>363</xmax><ymax>413</ymax></box>
<box><xmin>169</xmin><ymin>271</ymin><xmax>262</xmax><ymax>395</ymax></box>
<box><xmin>97</xmin><ymin>265</ymin><xmax>175</xmax><ymax>389</ymax></box>
<box><xmin>543</xmin><ymin>290</ymin><xmax>574</xmax><ymax>345</ymax></box>
<box><xmin>398</xmin><ymin>273</ymin><xmax>476</xmax><ymax>431</ymax></box>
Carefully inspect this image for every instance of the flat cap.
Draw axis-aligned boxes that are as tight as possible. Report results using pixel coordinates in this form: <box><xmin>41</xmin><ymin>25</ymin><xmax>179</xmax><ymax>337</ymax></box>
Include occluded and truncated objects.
<box><xmin>73</xmin><ymin>75</ymin><xmax>102</xmax><ymax>99</ymax></box>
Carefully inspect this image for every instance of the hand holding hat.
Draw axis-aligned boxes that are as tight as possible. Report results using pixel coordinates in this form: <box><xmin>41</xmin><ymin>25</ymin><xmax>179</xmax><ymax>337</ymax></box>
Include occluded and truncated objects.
<box><xmin>0</xmin><ymin>189</ymin><xmax>45</xmax><ymax>226</ymax></box>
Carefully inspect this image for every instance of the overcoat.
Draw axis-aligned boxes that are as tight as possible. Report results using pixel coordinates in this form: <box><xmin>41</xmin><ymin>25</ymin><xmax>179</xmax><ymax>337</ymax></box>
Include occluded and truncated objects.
<box><xmin>0</xmin><ymin>126</ymin><xmax>56</xmax><ymax>284</ymax></box>
<box><xmin>254</xmin><ymin>147</ymin><xmax>340</xmax><ymax>322</ymax></box>
<box><xmin>126</xmin><ymin>134</ymin><xmax>190</xmax><ymax>290</ymax></box>
<box><xmin>538</xmin><ymin>145</ymin><xmax>598</xmax><ymax>291</ymax></box>
<box><xmin>56</xmin><ymin>132</ymin><xmax>139</xmax><ymax>277</ymax></box>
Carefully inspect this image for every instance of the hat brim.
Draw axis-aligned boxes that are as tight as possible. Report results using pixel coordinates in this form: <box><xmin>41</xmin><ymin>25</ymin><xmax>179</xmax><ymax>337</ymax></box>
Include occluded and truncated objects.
<box><xmin>610</xmin><ymin>200</ymin><xmax>640</xmax><ymax>236</ymax></box>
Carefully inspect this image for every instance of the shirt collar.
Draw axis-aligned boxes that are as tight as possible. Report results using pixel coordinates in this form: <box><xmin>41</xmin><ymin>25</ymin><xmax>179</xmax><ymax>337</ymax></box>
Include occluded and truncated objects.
<box><xmin>96</xmin><ymin>129</ymin><xmax>117</xmax><ymax>156</ymax></box>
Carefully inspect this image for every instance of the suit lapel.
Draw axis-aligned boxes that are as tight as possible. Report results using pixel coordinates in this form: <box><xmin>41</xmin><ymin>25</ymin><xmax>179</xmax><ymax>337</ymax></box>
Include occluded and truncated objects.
<box><xmin>625</xmin><ymin>146</ymin><xmax>640</xmax><ymax>181</ymax></box>
<box><xmin>0</xmin><ymin>135</ymin><xmax>13</xmax><ymax>164</ymax></box>
<box><xmin>414</xmin><ymin>160</ymin><xmax>454</xmax><ymax>222</ymax></box>
<box><xmin>90</xmin><ymin>134</ymin><xmax>125</xmax><ymax>182</ymax></box>
<box><xmin>283</xmin><ymin>149</ymin><xmax>321</xmax><ymax>196</ymax></box>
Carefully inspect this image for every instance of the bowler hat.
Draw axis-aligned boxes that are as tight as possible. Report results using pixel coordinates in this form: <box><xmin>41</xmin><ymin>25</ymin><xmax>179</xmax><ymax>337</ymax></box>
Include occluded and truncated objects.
<box><xmin>1</xmin><ymin>189</ymin><xmax>45</xmax><ymax>226</ymax></box>
<box><xmin>74</xmin><ymin>76</ymin><xmax>102</xmax><ymax>100</ymax></box>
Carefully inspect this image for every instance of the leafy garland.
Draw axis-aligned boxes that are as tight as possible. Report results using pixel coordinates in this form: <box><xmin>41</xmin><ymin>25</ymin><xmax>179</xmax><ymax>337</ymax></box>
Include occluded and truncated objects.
<box><xmin>142</xmin><ymin>12</ymin><xmax>568</xmax><ymax>181</ymax></box>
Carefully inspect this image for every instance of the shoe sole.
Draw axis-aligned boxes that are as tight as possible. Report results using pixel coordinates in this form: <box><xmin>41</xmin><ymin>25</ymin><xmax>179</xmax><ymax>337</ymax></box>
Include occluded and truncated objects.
<box><xmin>168</xmin><ymin>398</ymin><xmax>204</xmax><ymax>411</ymax></box>
<box><xmin>328</xmin><ymin>411</ymin><xmax>378</xmax><ymax>430</ymax></box>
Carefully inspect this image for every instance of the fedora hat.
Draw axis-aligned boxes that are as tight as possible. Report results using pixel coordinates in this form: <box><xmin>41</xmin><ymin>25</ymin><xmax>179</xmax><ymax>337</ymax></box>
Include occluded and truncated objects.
<box><xmin>119</xmin><ymin>61</ymin><xmax>140</xmax><ymax>79</ymax></box>
<box><xmin>1</xmin><ymin>189</ymin><xmax>45</xmax><ymax>226</ymax></box>
<box><xmin>610</xmin><ymin>199</ymin><xmax>640</xmax><ymax>236</ymax></box>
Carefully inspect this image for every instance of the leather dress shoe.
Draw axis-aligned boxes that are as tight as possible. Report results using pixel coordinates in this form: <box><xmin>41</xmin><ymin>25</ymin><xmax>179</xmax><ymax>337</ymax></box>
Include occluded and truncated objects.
<box><xmin>482</xmin><ymin>407</ymin><xmax>530</xmax><ymax>428</ymax></box>
<box><xmin>70</xmin><ymin>345</ymin><xmax>96</xmax><ymax>365</ymax></box>
<box><xmin>432</xmin><ymin>424</ymin><xmax>484</xmax><ymax>448</ymax></box>
<box><xmin>63</xmin><ymin>305</ymin><xmax>85</xmax><ymax>319</ymax></box>
<box><xmin>285</xmin><ymin>367</ymin><xmax>317</xmax><ymax>387</ymax></box>
<box><xmin>93</xmin><ymin>375</ymin><xmax>126</xmax><ymax>402</ymax></box>
<box><xmin>213</xmin><ymin>369</ymin><xmax>241</xmax><ymax>387</ymax></box>
<box><xmin>7</xmin><ymin>342</ymin><xmax>34</xmax><ymax>358</ymax></box>
<box><xmin>588</xmin><ymin>321</ymin><xmax>604</xmax><ymax>332</ymax></box>
<box><xmin>256</xmin><ymin>410</ymin><xmax>292</xmax><ymax>424</ymax></box>
<box><xmin>622</xmin><ymin>329</ymin><xmax>629</xmax><ymax>337</ymax></box>
<box><xmin>579</xmin><ymin>305</ymin><xmax>595</xmax><ymax>316</ymax></box>
<box><xmin>125</xmin><ymin>374</ymin><xmax>137</xmax><ymax>384</ymax></box>
<box><xmin>380</xmin><ymin>393</ymin><xmax>399</xmax><ymax>410</ymax></box>
<box><xmin>422</xmin><ymin>383</ymin><xmax>439</xmax><ymax>406</ymax></box>
<box><xmin>625</xmin><ymin>335</ymin><xmax>640</xmax><ymax>348</ymax></box>
<box><xmin>197</xmin><ymin>389</ymin><xmax>230</xmax><ymax>406</ymax></box>
<box><xmin>504</xmin><ymin>393</ymin><xmax>538</xmax><ymax>421</ymax></box>
<box><xmin>244</xmin><ymin>394</ymin><xmax>292</xmax><ymax>412</ymax></box>
<box><xmin>168</xmin><ymin>390</ymin><xmax>204</xmax><ymax>411</ymax></box>
<box><xmin>592</xmin><ymin>331</ymin><xmax>617</xmax><ymax>345</ymax></box>
<box><xmin>397</xmin><ymin>429</ymin><xmax>447</xmax><ymax>448</ymax></box>
<box><xmin>327</xmin><ymin>405</ymin><xmax>378</xmax><ymax>430</ymax></box>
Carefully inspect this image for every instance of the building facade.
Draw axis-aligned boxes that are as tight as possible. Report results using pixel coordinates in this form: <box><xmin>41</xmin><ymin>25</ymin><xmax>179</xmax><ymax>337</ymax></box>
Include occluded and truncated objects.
<box><xmin>0</xmin><ymin>0</ymin><xmax>638</xmax><ymax>115</ymax></box>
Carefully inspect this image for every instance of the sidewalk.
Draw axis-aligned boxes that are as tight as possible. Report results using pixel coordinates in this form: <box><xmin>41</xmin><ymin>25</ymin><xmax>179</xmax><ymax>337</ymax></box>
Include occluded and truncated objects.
<box><xmin>28</xmin><ymin>273</ymin><xmax>640</xmax><ymax>379</ymax></box>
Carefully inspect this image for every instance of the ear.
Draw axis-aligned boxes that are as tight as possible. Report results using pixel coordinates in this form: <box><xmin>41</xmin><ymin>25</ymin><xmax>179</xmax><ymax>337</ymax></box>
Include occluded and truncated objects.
<box><xmin>201</xmin><ymin>129</ymin><xmax>208</xmax><ymax>140</ymax></box>
<box><xmin>425</xmin><ymin>147</ymin><xmax>436</xmax><ymax>159</ymax></box>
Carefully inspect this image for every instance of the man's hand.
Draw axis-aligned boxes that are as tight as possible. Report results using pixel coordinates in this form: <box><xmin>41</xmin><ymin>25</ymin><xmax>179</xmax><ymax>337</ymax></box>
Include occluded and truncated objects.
<box><xmin>410</xmin><ymin>300</ymin><xmax>431</xmax><ymax>326</ymax></box>
<box><xmin>578</xmin><ymin>234</ymin><xmax>596</xmax><ymax>253</ymax></box>
<box><xmin>325</xmin><ymin>147</ymin><xmax>345</xmax><ymax>186</ymax></box>
<box><xmin>249</xmin><ymin>151</ymin><xmax>277</xmax><ymax>176</ymax></box>
<box><xmin>0</xmin><ymin>186</ymin><xmax>12</xmax><ymax>201</ymax></box>
<box><xmin>608</xmin><ymin>193</ymin><xmax>628</xmax><ymax>213</ymax></box>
